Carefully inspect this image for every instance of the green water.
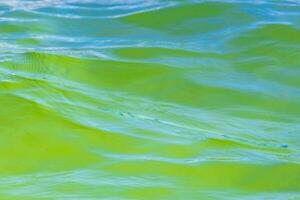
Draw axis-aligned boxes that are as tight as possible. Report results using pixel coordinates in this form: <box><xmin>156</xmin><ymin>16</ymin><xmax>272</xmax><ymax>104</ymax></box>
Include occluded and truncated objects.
<box><xmin>0</xmin><ymin>0</ymin><xmax>300</xmax><ymax>199</ymax></box>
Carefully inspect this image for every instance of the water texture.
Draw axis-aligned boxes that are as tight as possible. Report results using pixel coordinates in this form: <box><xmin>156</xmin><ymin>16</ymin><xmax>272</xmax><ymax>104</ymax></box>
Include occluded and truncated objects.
<box><xmin>0</xmin><ymin>0</ymin><xmax>300</xmax><ymax>199</ymax></box>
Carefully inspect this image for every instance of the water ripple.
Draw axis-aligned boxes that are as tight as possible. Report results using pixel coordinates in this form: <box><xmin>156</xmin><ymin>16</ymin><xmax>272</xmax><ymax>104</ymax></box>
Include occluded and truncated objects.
<box><xmin>1</xmin><ymin>0</ymin><xmax>300</xmax><ymax>199</ymax></box>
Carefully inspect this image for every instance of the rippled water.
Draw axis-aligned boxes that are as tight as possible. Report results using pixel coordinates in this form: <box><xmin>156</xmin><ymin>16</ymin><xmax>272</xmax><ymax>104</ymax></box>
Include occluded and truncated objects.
<box><xmin>1</xmin><ymin>0</ymin><xmax>300</xmax><ymax>199</ymax></box>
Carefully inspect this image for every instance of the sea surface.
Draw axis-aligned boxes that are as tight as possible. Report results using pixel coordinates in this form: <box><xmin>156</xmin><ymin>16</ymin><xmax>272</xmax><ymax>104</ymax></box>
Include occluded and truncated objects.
<box><xmin>0</xmin><ymin>0</ymin><xmax>300</xmax><ymax>199</ymax></box>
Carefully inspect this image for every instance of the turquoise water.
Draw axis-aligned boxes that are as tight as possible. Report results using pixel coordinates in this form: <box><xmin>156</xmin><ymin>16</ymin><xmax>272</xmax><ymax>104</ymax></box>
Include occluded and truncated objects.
<box><xmin>0</xmin><ymin>0</ymin><xmax>300</xmax><ymax>199</ymax></box>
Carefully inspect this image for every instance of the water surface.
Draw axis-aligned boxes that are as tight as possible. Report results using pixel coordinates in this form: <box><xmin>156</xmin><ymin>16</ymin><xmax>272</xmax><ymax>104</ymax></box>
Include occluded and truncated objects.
<box><xmin>0</xmin><ymin>0</ymin><xmax>300</xmax><ymax>199</ymax></box>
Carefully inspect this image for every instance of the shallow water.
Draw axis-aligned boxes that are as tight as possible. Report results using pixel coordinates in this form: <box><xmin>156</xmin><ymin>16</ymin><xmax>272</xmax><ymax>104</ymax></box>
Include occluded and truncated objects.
<box><xmin>0</xmin><ymin>0</ymin><xmax>300</xmax><ymax>199</ymax></box>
